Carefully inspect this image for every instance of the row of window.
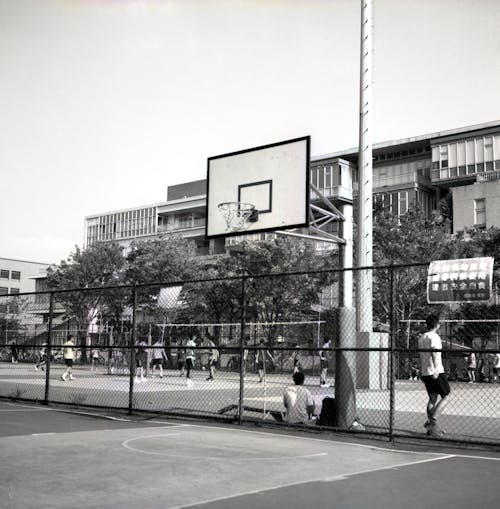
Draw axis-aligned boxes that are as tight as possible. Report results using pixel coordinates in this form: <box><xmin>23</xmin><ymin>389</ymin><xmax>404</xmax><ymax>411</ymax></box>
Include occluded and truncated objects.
<box><xmin>86</xmin><ymin>207</ymin><xmax>158</xmax><ymax>245</ymax></box>
<box><xmin>0</xmin><ymin>303</ymin><xmax>18</xmax><ymax>314</ymax></box>
<box><xmin>373</xmin><ymin>145</ymin><xmax>430</xmax><ymax>162</ymax></box>
<box><xmin>432</xmin><ymin>160</ymin><xmax>500</xmax><ymax>181</ymax></box>
<box><xmin>432</xmin><ymin>135</ymin><xmax>499</xmax><ymax>171</ymax></box>
<box><xmin>0</xmin><ymin>287</ymin><xmax>20</xmax><ymax>295</ymax></box>
<box><xmin>0</xmin><ymin>270</ymin><xmax>21</xmax><ymax>280</ymax></box>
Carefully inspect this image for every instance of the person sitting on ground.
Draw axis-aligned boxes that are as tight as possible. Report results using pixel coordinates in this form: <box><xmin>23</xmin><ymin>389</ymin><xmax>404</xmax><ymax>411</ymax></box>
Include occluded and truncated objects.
<box><xmin>283</xmin><ymin>372</ymin><xmax>315</xmax><ymax>424</ymax></box>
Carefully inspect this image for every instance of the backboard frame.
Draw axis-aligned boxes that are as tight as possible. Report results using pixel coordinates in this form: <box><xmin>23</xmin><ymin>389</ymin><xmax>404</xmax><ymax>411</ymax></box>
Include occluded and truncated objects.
<box><xmin>205</xmin><ymin>136</ymin><xmax>310</xmax><ymax>240</ymax></box>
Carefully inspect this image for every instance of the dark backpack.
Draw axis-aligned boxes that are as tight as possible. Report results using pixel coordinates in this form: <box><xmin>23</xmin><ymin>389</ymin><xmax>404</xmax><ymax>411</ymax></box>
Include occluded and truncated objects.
<box><xmin>317</xmin><ymin>397</ymin><xmax>337</xmax><ymax>427</ymax></box>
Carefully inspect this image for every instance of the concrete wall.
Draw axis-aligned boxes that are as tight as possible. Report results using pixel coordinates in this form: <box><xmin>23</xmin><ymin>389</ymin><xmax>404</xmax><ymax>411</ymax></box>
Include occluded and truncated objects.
<box><xmin>452</xmin><ymin>179</ymin><xmax>500</xmax><ymax>232</ymax></box>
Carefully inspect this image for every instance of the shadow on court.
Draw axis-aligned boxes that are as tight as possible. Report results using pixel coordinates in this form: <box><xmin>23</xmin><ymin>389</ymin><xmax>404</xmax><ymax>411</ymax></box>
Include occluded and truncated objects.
<box><xmin>1</xmin><ymin>400</ymin><xmax>499</xmax><ymax>509</ymax></box>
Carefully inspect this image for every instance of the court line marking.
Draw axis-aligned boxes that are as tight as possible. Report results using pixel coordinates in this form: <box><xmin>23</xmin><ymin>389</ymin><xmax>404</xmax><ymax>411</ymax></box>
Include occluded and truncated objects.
<box><xmin>25</xmin><ymin>406</ymin><xmax>500</xmax><ymax>462</ymax></box>
<box><xmin>161</xmin><ymin>422</ymin><xmax>500</xmax><ymax>462</ymax></box>
<box><xmin>3</xmin><ymin>402</ymin><xmax>52</xmax><ymax>410</ymax></box>
<box><xmin>122</xmin><ymin>432</ymin><xmax>328</xmax><ymax>461</ymax></box>
<box><xmin>169</xmin><ymin>455</ymin><xmax>456</xmax><ymax>509</ymax></box>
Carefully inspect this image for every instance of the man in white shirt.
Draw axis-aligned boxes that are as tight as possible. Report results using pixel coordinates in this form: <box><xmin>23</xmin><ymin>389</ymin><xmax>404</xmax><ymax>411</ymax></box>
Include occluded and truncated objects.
<box><xmin>61</xmin><ymin>335</ymin><xmax>76</xmax><ymax>382</ymax></box>
<box><xmin>185</xmin><ymin>337</ymin><xmax>196</xmax><ymax>387</ymax></box>
<box><xmin>283</xmin><ymin>372</ymin><xmax>315</xmax><ymax>424</ymax></box>
<box><xmin>418</xmin><ymin>314</ymin><xmax>450</xmax><ymax>438</ymax></box>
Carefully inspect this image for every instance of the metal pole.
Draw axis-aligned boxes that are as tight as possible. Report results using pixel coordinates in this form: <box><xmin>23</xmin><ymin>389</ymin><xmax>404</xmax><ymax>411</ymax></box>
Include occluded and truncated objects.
<box><xmin>356</xmin><ymin>0</ymin><xmax>374</xmax><ymax>389</ymax></box>
<box><xmin>389</xmin><ymin>264</ymin><xmax>396</xmax><ymax>442</ymax></box>
<box><xmin>44</xmin><ymin>292</ymin><xmax>55</xmax><ymax>405</ymax></box>
<box><xmin>356</xmin><ymin>0</ymin><xmax>374</xmax><ymax>328</ymax></box>
<box><xmin>128</xmin><ymin>284</ymin><xmax>137</xmax><ymax>415</ymax></box>
<box><xmin>238</xmin><ymin>276</ymin><xmax>247</xmax><ymax>424</ymax></box>
<box><xmin>335</xmin><ymin>201</ymin><xmax>357</xmax><ymax>429</ymax></box>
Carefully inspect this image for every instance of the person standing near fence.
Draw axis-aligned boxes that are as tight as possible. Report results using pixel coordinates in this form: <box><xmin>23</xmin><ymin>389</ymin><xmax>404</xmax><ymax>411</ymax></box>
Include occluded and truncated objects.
<box><xmin>206</xmin><ymin>339</ymin><xmax>219</xmax><ymax>381</ymax></box>
<box><xmin>491</xmin><ymin>352</ymin><xmax>500</xmax><ymax>383</ymax></box>
<box><xmin>34</xmin><ymin>343</ymin><xmax>47</xmax><ymax>371</ymax></box>
<box><xmin>135</xmin><ymin>339</ymin><xmax>147</xmax><ymax>383</ymax></box>
<box><xmin>61</xmin><ymin>335</ymin><xmax>76</xmax><ymax>381</ymax></box>
<box><xmin>185</xmin><ymin>336</ymin><xmax>196</xmax><ymax>387</ymax></box>
<box><xmin>466</xmin><ymin>351</ymin><xmax>476</xmax><ymax>383</ymax></box>
<box><xmin>319</xmin><ymin>338</ymin><xmax>331</xmax><ymax>387</ymax></box>
<box><xmin>178</xmin><ymin>340</ymin><xmax>186</xmax><ymax>377</ymax></box>
<box><xmin>91</xmin><ymin>347</ymin><xmax>100</xmax><ymax>372</ymax></box>
<box><xmin>418</xmin><ymin>314</ymin><xmax>450</xmax><ymax>438</ymax></box>
<box><xmin>255</xmin><ymin>340</ymin><xmax>274</xmax><ymax>383</ymax></box>
<box><xmin>151</xmin><ymin>339</ymin><xmax>168</xmax><ymax>379</ymax></box>
<box><xmin>290</xmin><ymin>345</ymin><xmax>302</xmax><ymax>374</ymax></box>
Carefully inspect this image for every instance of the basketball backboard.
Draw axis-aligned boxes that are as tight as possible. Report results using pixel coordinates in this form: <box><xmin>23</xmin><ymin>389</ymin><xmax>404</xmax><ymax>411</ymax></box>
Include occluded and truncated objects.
<box><xmin>205</xmin><ymin>136</ymin><xmax>310</xmax><ymax>239</ymax></box>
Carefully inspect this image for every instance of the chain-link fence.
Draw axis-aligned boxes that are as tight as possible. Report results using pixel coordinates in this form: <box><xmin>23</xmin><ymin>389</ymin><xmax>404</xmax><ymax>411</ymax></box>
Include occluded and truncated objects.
<box><xmin>0</xmin><ymin>262</ymin><xmax>499</xmax><ymax>445</ymax></box>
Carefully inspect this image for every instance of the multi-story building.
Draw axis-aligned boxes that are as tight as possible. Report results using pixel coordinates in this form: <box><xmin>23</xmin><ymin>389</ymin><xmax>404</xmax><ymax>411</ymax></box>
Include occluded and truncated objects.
<box><xmin>0</xmin><ymin>258</ymin><xmax>50</xmax><ymax>341</ymax></box>
<box><xmin>84</xmin><ymin>120</ymin><xmax>500</xmax><ymax>252</ymax></box>
<box><xmin>0</xmin><ymin>257</ymin><xmax>49</xmax><ymax>296</ymax></box>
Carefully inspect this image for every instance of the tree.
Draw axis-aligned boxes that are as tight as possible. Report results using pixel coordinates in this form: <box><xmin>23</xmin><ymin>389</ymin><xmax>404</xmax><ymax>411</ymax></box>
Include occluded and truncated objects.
<box><xmin>372</xmin><ymin>202</ymin><xmax>455</xmax><ymax>331</ymax></box>
<box><xmin>226</xmin><ymin>238</ymin><xmax>337</xmax><ymax>346</ymax></box>
<box><xmin>46</xmin><ymin>243</ymin><xmax>126</xmax><ymax>361</ymax></box>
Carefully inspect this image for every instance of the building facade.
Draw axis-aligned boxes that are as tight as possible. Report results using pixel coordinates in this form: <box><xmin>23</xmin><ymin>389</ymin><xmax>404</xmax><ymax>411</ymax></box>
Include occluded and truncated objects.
<box><xmin>0</xmin><ymin>258</ymin><xmax>49</xmax><ymax>296</ymax></box>
<box><xmin>84</xmin><ymin>121</ymin><xmax>500</xmax><ymax>253</ymax></box>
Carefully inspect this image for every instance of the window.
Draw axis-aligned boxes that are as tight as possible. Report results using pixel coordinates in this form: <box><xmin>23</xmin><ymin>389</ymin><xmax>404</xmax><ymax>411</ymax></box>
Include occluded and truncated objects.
<box><xmin>0</xmin><ymin>286</ymin><xmax>8</xmax><ymax>295</ymax></box>
<box><xmin>474</xmin><ymin>198</ymin><xmax>486</xmax><ymax>226</ymax></box>
<box><xmin>0</xmin><ymin>270</ymin><xmax>9</xmax><ymax>279</ymax></box>
<box><xmin>11</xmin><ymin>271</ymin><xmax>20</xmax><ymax>280</ymax></box>
<box><xmin>10</xmin><ymin>288</ymin><xmax>20</xmax><ymax>295</ymax></box>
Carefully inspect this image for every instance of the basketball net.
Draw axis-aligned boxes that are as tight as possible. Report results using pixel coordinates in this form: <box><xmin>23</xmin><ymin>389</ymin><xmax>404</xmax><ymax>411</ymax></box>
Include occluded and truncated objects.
<box><xmin>217</xmin><ymin>202</ymin><xmax>256</xmax><ymax>232</ymax></box>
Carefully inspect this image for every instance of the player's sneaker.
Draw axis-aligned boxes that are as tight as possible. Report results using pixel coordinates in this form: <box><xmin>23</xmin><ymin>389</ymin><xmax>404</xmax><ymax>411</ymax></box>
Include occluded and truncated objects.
<box><xmin>426</xmin><ymin>423</ymin><xmax>445</xmax><ymax>437</ymax></box>
<box><xmin>186</xmin><ymin>379</ymin><xmax>193</xmax><ymax>387</ymax></box>
<box><xmin>34</xmin><ymin>366</ymin><xmax>38</xmax><ymax>371</ymax></box>
<box><xmin>69</xmin><ymin>375</ymin><xmax>75</xmax><ymax>380</ymax></box>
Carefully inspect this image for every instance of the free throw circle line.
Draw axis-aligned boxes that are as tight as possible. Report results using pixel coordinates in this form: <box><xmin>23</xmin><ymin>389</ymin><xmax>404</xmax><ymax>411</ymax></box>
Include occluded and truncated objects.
<box><xmin>122</xmin><ymin>433</ymin><xmax>327</xmax><ymax>461</ymax></box>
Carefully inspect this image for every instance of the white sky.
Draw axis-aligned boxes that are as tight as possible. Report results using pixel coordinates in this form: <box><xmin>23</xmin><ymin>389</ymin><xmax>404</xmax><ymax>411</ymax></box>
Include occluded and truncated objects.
<box><xmin>1</xmin><ymin>0</ymin><xmax>499</xmax><ymax>264</ymax></box>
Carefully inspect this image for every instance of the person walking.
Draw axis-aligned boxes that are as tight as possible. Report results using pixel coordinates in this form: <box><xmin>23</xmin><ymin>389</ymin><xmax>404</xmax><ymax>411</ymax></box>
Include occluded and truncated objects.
<box><xmin>91</xmin><ymin>347</ymin><xmax>100</xmax><ymax>372</ymax></box>
<box><xmin>185</xmin><ymin>336</ymin><xmax>196</xmax><ymax>387</ymax></box>
<box><xmin>418</xmin><ymin>314</ymin><xmax>450</xmax><ymax>437</ymax></box>
<box><xmin>177</xmin><ymin>340</ymin><xmax>186</xmax><ymax>377</ymax></box>
<box><xmin>34</xmin><ymin>343</ymin><xmax>47</xmax><ymax>371</ymax></box>
<box><xmin>135</xmin><ymin>339</ymin><xmax>147</xmax><ymax>383</ymax></box>
<box><xmin>61</xmin><ymin>335</ymin><xmax>76</xmax><ymax>381</ymax></box>
<box><xmin>319</xmin><ymin>338</ymin><xmax>331</xmax><ymax>387</ymax></box>
<box><xmin>151</xmin><ymin>339</ymin><xmax>168</xmax><ymax>378</ymax></box>
<box><xmin>206</xmin><ymin>339</ymin><xmax>219</xmax><ymax>381</ymax></box>
<box><xmin>255</xmin><ymin>340</ymin><xmax>274</xmax><ymax>383</ymax></box>
<box><xmin>466</xmin><ymin>351</ymin><xmax>476</xmax><ymax>383</ymax></box>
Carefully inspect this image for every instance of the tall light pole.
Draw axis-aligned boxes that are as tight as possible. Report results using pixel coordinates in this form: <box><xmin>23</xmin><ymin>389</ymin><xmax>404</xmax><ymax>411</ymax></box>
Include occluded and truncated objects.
<box><xmin>356</xmin><ymin>0</ymin><xmax>375</xmax><ymax>390</ymax></box>
<box><xmin>356</xmin><ymin>0</ymin><xmax>373</xmax><ymax>338</ymax></box>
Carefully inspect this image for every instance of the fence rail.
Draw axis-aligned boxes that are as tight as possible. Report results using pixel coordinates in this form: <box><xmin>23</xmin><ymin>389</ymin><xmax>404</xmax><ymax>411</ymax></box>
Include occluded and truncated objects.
<box><xmin>0</xmin><ymin>263</ymin><xmax>499</xmax><ymax>446</ymax></box>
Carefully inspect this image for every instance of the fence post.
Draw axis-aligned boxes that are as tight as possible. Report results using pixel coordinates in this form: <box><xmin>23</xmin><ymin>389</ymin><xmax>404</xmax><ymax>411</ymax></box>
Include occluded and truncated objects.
<box><xmin>238</xmin><ymin>276</ymin><xmax>247</xmax><ymax>424</ymax></box>
<box><xmin>128</xmin><ymin>284</ymin><xmax>137</xmax><ymax>415</ymax></box>
<box><xmin>44</xmin><ymin>292</ymin><xmax>55</xmax><ymax>405</ymax></box>
<box><xmin>388</xmin><ymin>263</ymin><xmax>396</xmax><ymax>442</ymax></box>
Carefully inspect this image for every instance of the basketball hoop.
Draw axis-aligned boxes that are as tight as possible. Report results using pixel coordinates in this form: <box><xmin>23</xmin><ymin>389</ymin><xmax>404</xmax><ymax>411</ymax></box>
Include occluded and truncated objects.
<box><xmin>217</xmin><ymin>202</ymin><xmax>258</xmax><ymax>232</ymax></box>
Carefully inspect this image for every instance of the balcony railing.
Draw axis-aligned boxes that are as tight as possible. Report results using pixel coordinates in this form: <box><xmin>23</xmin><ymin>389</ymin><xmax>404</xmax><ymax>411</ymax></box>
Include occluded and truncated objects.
<box><xmin>477</xmin><ymin>170</ymin><xmax>500</xmax><ymax>183</ymax></box>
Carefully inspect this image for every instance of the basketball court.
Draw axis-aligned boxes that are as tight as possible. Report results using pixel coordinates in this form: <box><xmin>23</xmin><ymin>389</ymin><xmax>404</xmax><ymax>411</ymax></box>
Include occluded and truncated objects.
<box><xmin>1</xmin><ymin>399</ymin><xmax>499</xmax><ymax>509</ymax></box>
